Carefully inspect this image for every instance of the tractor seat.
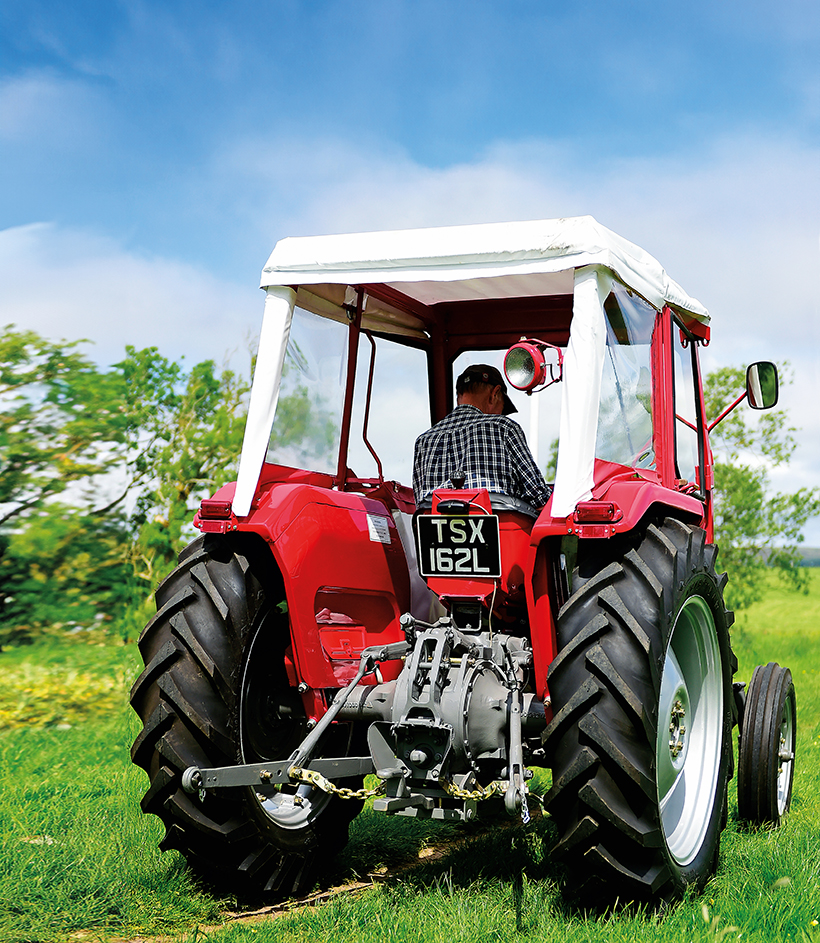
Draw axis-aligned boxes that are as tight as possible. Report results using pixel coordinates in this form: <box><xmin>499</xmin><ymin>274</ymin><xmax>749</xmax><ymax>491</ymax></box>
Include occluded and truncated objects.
<box><xmin>416</xmin><ymin>491</ymin><xmax>541</xmax><ymax>520</ymax></box>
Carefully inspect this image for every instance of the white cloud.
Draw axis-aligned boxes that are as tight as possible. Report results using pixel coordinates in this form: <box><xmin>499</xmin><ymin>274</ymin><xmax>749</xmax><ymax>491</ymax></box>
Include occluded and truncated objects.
<box><xmin>0</xmin><ymin>71</ymin><xmax>104</xmax><ymax>144</ymax></box>
<box><xmin>221</xmin><ymin>127</ymin><xmax>820</xmax><ymax>361</ymax></box>
<box><xmin>0</xmin><ymin>223</ymin><xmax>261</xmax><ymax>368</ymax></box>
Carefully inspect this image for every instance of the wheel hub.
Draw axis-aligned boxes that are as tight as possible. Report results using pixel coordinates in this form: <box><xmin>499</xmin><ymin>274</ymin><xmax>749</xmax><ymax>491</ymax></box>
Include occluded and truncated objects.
<box><xmin>239</xmin><ymin>616</ymin><xmax>335</xmax><ymax>830</ymax></box>
<box><xmin>668</xmin><ymin>695</ymin><xmax>688</xmax><ymax>762</ymax></box>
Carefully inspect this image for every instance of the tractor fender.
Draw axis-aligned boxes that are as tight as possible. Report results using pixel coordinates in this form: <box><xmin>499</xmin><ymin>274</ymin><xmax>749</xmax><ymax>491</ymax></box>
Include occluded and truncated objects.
<box><xmin>531</xmin><ymin>477</ymin><xmax>706</xmax><ymax>544</ymax></box>
<box><xmin>197</xmin><ymin>478</ymin><xmax>411</xmax><ymax>692</ymax></box>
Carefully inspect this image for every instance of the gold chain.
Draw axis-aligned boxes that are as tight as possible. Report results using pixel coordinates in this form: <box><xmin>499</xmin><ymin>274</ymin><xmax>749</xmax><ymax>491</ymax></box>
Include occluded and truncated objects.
<box><xmin>288</xmin><ymin>766</ymin><xmax>385</xmax><ymax>800</ymax></box>
<box><xmin>440</xmin><ymin>778</ymin><xmax>508</xmax><ymax>801</ymax></box>
<box><xmin>288</xmin><ymin>765</ymin><xmax>509</xmax><ymax>803</ymax></box>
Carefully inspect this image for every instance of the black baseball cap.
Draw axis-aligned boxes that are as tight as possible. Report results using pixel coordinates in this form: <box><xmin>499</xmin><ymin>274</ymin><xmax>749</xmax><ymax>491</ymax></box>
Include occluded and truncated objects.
<box><xmin>456</xmin><ymin>364</ymin><xmax>518</xmax><ymax>415</ymax></box>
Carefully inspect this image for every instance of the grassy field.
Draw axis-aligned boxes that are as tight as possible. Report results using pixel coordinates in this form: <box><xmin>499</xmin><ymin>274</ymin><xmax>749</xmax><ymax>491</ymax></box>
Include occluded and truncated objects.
<box><xmin>1</xmin><ymin>574</ymin><xmax>819</xmax><ymax>943</ymax></box>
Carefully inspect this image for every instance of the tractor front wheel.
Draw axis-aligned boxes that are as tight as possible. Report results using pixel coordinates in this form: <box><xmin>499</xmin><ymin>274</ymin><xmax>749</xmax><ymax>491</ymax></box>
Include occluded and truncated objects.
<box><xmin>737</xmin><ymin>662</ymin><xmax>796</xmax><ymax>825</ymax></box>
<box><xmin>543</xmin><ymin>519</ymin><xmax>736</xmax><ymax>902</ymax></box>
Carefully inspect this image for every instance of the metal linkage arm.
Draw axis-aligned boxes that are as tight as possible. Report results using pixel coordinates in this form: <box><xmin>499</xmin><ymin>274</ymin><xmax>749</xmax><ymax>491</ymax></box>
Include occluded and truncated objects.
<box><xmin>182</xmin><ymin>756</ymin><xmax>374</xmax><ymax>792</ymax></box>
<box><xmin>181</xmin><ymin>639</ymin><xmax>409</xmax><ymax>797</ymax></box>
<box><xmin>290</xmin><ymin>640</ymin><xmax>409</xmax><ymax>769</ymax></box>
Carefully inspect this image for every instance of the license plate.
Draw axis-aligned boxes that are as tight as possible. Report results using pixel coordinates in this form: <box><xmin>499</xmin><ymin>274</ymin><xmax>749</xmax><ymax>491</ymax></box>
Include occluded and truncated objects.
<box><xmin>416</xmin><ymin>514</ymin><xmax>501</xmax><ymax>578</ymax></box>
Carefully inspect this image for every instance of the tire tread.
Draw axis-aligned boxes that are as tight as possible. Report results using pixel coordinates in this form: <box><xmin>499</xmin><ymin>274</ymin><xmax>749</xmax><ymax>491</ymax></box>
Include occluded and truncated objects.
<box><xmin>543</xmin><ymin>518</ymin><xmax>735</xmax><ymax>902</ymax></box>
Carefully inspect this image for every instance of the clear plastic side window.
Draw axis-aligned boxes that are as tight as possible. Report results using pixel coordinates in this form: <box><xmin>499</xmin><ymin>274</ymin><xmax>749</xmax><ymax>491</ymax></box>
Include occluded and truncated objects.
<box><xmin>672</xmin><ymin>323</ymin><xmax>700</xmax><ymax>484</ymax></box>
<box><xmin>595</xmin><ymin>287</ymin><xmax>657</xmax><ymax>469</ymax></box>
<box><xmin>348</xmin><ymin>334</ymin><xmax>430</xmax><ymax>484</ymax></box>
<box><xmin>265</xmin><ymin>307</ymin><xmax>348</xmax><ymax>475</ymax></box>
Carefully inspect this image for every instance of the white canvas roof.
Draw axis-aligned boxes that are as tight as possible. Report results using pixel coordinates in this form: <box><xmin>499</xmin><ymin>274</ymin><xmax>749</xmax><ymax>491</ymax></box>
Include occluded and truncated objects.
<box><xmin>260</xmin><ymin>215</ymin><xmax>709</xmax><ymax>323</ymax></box>
<box><xmin>234</xmin><ymin>217</ymin><xmax>708</xmax><ymax>518</ymax></box>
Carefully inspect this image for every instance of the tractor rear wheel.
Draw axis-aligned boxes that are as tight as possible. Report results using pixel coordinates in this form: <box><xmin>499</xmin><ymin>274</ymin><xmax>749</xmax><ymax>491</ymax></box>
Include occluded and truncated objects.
<box><xmin>130</xmin><ymin>535</ymin><xmax>360</xmax><ymax>897</ymax></box>
<box><xmin>737</xmin><ymin>662</ymin><xmax>796</xmax><ymax>825</ymax></box>
<box><xmin>543</xmin><ymin>519</ymin><xmax>736</xmax><ymax>902</ymax></box>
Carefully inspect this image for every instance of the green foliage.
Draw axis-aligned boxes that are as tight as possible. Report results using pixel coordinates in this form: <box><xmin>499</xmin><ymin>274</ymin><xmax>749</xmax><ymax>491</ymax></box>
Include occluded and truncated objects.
<box><xmin>0</xmin><ymin>645</ymin><xmax>129</xmax><ymax>730</ymax></box>
<box><xmin>0</xmin><ymin>324</ymin><xmax>123</xmax><ymax>528</ymax></box>
<box><xmin>0</xmin><ymin>505</ymin><xmax>133</xmax><ymax>647</ymax></box>
<box><xmin>115</xmin><ymin>346</ymin><xmax>250</xmax><ymax>591</ymax></box>
<box><xmin>705</xmin><ymin>365</ymin><xmax>820</xmax><ymax>610</ymax></box>
<box><xmin>0</xmin><ymin>324</ymin><xmax>340</xmax><ymax>645</ymax></box>
<box><xmin>544</xmin><ymin>436</ymin><xmax>559</xmax><ymax>481</ymax></box>
<box><xmin>269</xmin><ymin>379</ymin><xmax>335</xmax><ymax>457</ymax></box>
<box><xmin>266</xmin><ymin>344</ymin><xmax>341</xmax><ymax>471</ymax></box>
<box><xmin>0</xmin><ymin>326</ymin><xmax>135</xmax><ymax>644</ymax></box>
<box><xmin>0</xmin><ymin>327</ymin><xmax>252</xmax><ymax>644</ymax></box>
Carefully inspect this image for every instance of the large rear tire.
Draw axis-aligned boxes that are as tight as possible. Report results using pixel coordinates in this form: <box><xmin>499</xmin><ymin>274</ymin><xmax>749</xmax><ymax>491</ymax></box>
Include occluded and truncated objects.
<box><xmin>130</xmin><ymin>535</ymin><xmax>360</xmax><ymax>898</ymax></box>
<box><xmin>543</xmin><ymin>519</ymin><xmax>736</xmax><ymax>902</ymax></box>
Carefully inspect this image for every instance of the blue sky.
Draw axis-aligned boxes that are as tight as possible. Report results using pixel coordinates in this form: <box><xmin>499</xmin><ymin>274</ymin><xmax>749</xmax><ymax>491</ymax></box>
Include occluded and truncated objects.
<box><xmin>2</xmin><ymin>1</ymin><xmax>820</xmax><ymax>531</ymax></box>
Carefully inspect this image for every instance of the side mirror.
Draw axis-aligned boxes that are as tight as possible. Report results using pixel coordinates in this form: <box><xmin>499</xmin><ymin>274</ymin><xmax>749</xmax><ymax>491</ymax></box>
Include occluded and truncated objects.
<box><xmin>504</xmin><ymin>339</ymin><xmax>563</xmax><ymax>393</ymax></box>
<box><xmin>746</xmin><ymin>361</ymin><xmax>778</xmax><ymax>410</ymax></box>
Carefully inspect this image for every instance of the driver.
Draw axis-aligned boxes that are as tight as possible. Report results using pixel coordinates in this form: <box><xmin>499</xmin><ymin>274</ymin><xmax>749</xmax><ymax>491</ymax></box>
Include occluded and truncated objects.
<box><xmin>412</xmin><ymin>364</ymin><xmax>551</xmax><ymax>509</ymax></box>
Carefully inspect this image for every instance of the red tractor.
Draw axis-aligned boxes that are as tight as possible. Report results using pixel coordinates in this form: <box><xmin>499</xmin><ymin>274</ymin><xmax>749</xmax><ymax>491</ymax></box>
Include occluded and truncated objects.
<box><xmin>131</xmin><ymin>216</ymin><xmax>796</xmax><ymax>903</ymax></box>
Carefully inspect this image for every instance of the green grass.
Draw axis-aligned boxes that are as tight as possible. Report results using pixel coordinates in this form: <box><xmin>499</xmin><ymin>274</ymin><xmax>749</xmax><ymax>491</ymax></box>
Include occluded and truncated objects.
<box><xmin>0</xmin><ymin>639</ymin><xmax>225</xmax><ymax>942</ymax></box>
<box><xmin>2</xmin><ymin>574</ymin><xmax>820</xmax><ymax>942</ymax></box>
<box><xmin>0</xmin><ymin>631</ymin><xmax>132</xmax><ymax>729</ymax></box>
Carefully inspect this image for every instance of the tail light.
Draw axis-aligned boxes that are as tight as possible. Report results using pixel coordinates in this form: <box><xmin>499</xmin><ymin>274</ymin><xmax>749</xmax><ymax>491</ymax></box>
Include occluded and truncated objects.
<box><xmin>574</xmin><ymin>501</ymin><xmax>618</xmax><ymax>522</ymax></box>
<box><xmin>199</xmin><ymin>499</ymin><xmax>233</xmax><ymax>520</ymax></box>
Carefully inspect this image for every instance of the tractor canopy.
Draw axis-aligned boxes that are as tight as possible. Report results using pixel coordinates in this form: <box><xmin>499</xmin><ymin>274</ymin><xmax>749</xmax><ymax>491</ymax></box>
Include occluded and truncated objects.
<box><xmin>234</xmin><ymin>216</ymin><xmax>709</xmax><ymax>518</ymax></box>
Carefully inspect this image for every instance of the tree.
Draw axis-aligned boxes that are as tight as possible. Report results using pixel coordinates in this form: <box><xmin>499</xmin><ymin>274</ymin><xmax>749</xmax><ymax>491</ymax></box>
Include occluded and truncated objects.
<box><xmin>545</xmin><ymin>437</ymin><xmax>559</xmax><ymax>481</ymax></box>
<box><xmin>0</xmin><ymin>326</ymin><xmax>134</xmax><ymax>643</ymax></box>
<box><xmin>0</xmin><ymin>328</ymin><xmax>251</xmax><ymax>640</ymax></box>
<box><xmin>114</xmin><ymin>347</ymin><xmax>250</xmax><ymax>591</ymax></box>
<box><xmin>704</xmin><ymin>364</ymin><xmax>820</xmax><ymax>610</ymax></box>
<box><xmin>0</xmin><ymin>505</ymin><xmax>134</xmax><ymax>647</ymax></box>
<box><xmin>0</xmin><ymin>325</ymin><xmax>124</xmax><ymax>528</ymax></box>
<box><xmin>0</xmin><ymin>325</ymin><xmax>355</xmax><ymax>642</ymax></box>
<box><xmin>265</xmin><ymin>342</ymin><xmax>342</xmax><ymax>471</ymax></box>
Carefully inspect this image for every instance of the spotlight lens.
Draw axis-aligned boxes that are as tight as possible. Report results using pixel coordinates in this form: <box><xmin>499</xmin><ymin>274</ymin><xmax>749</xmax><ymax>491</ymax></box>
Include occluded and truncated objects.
<box><xmin>505</xmin><ymin>346</ymin><xmax>536</xmax><ymax>389</ymax></box>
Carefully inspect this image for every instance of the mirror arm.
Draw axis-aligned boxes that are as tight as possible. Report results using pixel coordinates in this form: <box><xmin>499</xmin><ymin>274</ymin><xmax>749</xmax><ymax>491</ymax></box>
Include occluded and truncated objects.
<box><xmin>707</xmin><ymin>391</ymin><xmax>747</xmax><ymax>433</ymax></box>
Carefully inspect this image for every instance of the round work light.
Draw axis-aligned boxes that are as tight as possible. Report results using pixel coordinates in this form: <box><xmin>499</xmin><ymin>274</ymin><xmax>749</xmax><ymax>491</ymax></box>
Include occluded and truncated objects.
<box><xmin>504</xmin><ymin>342</ymin><xmax>547</xmax><ymax>391</ymax></box>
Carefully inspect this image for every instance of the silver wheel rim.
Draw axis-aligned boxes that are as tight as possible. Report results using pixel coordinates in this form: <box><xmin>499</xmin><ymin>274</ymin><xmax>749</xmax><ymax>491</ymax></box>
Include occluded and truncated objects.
<box><xmin>238</xmin><ymin>622</ymin><xmax>332</xmax><ymax>831</ymax></box>
<box><xmin>776</xmin><ymin>693</ymin><xmax>795</xmax><ymax>817</ymax></box>
<box><xmin>656</xmin><ymin>595</ymin><xmax>723</xmax><ymax>866</ymax></box>
<box><xmin>251</xmin><ymin>782</ymin><xmax>331</xmax><ymax>830</ymax></box>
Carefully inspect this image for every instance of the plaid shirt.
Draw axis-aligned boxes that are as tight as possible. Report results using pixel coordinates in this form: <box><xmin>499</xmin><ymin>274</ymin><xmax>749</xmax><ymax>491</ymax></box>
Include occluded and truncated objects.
<box><xmin>413</xmin><ymin>405</ymin><xmax>551</xmax><ymax>508</ymax></box>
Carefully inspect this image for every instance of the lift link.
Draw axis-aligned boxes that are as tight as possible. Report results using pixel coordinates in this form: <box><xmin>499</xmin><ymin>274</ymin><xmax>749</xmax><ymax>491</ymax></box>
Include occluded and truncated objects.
<box><xmin>289</xmin><ymin>639</ymin><xmax>410</xmax><ymax>770</ymax></box>
<box><xmin>182</xmin><ymin>641</ymin><xmax>408</xmax><ymax>800</ymax></box>
<box><xmin>502</xmin><ymin>644</ymin><xmax>530</xmax><ymax>824</ymax></box>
